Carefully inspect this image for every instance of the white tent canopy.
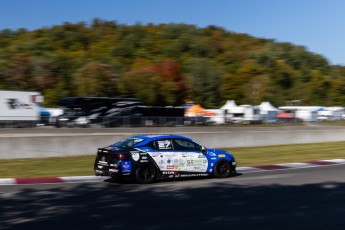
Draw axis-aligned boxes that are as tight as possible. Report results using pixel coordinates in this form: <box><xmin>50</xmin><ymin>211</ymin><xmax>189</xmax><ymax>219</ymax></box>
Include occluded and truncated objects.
<box><xmin>220</xmin><ymin>100</ymin><xmax>237</xmax><ymax>110</ymax></box>
<box><xmin>259</xmin><ymin>102</ymin><xmax>279</xmax><ymax>114</ymax></box>
<box><xmin>258</xmin><ymin>102</ymin><xmax>279</xmax><ymax>122</ymax></box>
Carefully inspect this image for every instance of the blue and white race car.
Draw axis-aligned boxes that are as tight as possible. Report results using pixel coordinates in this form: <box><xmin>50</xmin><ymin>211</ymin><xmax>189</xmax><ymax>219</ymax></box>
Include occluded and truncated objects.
<box><xmin>94</xmin><ymin>134</ymin><xmax>237</xmax><ymax>183</ymax></box>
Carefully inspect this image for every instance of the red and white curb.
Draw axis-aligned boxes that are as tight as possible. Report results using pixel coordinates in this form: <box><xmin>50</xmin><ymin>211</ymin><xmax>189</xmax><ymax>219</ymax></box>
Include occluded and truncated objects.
<box><xmin>1</xmin><ymin>159</ymin><xmax>345</xmax><ymax>185</ymax></box>
<box><xmin>238</xmin><ymin>159</ymin><xmax>345</xmax><ymax>173</ymax></box>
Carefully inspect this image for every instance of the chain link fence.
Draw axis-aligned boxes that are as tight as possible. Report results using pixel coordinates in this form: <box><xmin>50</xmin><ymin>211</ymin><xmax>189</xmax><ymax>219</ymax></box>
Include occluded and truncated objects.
<box><xmin>55</xmin><ymin>116</ymin><xmax>213</xmax><ymax>128</ymax></box>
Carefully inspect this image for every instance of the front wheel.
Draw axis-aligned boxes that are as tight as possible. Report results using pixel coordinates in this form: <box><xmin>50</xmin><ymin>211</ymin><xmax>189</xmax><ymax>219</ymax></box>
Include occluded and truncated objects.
<box><xmin>135</xmin><ymin>163</ymin><xmax>157</xmax><ymax>184</ymax></box>
<box><xmin>213</xmin><ymin>160</ymin><xmax>231</xmax><ymax>178</ymax></box>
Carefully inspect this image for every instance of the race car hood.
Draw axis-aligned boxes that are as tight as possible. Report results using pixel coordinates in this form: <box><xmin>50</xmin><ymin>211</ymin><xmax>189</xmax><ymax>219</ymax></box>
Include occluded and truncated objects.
<box><xmin>211</xmin><ymin>149</ymin><xmax>236</xmax><ymax>161</ymax></box>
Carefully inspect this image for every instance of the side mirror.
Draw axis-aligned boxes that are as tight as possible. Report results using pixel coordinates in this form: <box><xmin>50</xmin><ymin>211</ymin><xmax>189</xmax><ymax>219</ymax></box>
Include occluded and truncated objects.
<box><xmin>201</xmin><ymin>146</ymin><xmax>207</xmax><ymax>155</ymax></box>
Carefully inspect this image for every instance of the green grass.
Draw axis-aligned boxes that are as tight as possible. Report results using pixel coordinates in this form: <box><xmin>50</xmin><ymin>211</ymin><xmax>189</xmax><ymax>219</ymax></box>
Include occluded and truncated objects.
<box><xmin>227</xmin><ymin>141</ymin><xmax>345</xmax><ymax>166</ymax></box>
<box><xmin>1</xmin><ymin>141</ymin><xmax>345</xmax><ymax>178</ymax></box>
<box><xmin>0</xmin><ymin>156</ymin><xmax>96</xmax><ymax>178</ymax></box>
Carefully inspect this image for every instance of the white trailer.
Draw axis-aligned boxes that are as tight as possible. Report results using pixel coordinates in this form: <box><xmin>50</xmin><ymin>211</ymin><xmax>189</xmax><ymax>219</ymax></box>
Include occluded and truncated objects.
<box><xmin>225</xmin><ymin>105</ymin><xmax>262</xmax><ymax>124</ymax></box>
<box><xmin>0</xmin><ymin>90</ymin><xmax>43</xmax><ymax>127</ymax></box>
<box><xmin>295</xmin><ymin>110</ymin><xmax>318</xmax><ymax>122</ymax></box>
<box><xmin>46</xmin><ymin>108</ymin><xmax>64</xmax><ymax>125</ymax></box>
<box><xmin>318</xmin><ymin>107</ymin><xmax>345</xmax><ymax>121</ymax></box>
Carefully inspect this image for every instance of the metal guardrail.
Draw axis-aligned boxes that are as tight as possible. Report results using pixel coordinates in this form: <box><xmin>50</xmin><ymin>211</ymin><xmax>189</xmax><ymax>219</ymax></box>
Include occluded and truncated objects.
<box><xmin>56</xmin><ymin>116</ymin><xmax>212</xmax><ymax>128</ymax></box>
<box><xmin>0</xmin><ymin>116</ymin><xmax>223</xmax><ymax>128</ymax></box>
<box><xmin>0</xmin><ymin>115</ymin><xmax>324</xmax><ymax>128</ymax></box>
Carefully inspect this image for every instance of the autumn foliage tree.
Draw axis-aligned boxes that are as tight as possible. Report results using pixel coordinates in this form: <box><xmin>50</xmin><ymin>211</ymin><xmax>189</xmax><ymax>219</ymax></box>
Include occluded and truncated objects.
<box><xmin>0</xmin><ymin>20</ymin><xmax>344</xmax><ymax>107</ymax></box>
<box><xmin>119</xmin><ymin>60</ymin><xmax>185</xmax><ymax>106</ymax></box>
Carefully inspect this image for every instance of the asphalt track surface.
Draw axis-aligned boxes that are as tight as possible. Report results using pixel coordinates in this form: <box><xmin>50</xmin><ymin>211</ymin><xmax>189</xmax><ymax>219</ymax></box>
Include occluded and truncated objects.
<box><xmin>1</xmin><ymin>164</ymin><xmax>345</xmax><ymax>230</ymax></box>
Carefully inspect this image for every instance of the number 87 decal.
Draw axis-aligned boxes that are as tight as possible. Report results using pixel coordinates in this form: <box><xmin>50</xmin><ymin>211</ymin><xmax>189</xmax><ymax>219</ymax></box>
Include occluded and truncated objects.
<box><xmin>158</xmin><ymin>140</ymin><xmax>171</xmax><ymax>149</ymax></box>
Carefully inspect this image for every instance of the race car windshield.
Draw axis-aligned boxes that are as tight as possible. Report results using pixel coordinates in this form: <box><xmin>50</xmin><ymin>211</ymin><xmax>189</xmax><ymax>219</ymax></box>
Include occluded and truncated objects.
<box><xmin>111</xmin><ymin>138</ymin><xmax>144</xmax><ymax>148</ymax></box>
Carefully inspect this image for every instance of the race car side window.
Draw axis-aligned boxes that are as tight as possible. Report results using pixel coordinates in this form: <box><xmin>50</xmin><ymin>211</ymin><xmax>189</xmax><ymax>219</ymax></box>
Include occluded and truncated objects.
<box><xmin>173</xmin><ymin>139</ymin><xmax>201</xmax><ymax>151</ymax></box>
<box><xmin>150</xmin><ymin>139</ymin><xmax>174</xmax><ymax>150</ymax></box>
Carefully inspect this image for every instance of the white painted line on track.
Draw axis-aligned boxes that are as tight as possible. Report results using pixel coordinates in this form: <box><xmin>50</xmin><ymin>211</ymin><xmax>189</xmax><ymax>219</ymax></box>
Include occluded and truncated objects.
<box><xmin>0</xmin><ymin>178</ymin><xmax>16</xmax><ymax>185</ymax></box>
<box><xmin>276</xmin><ymin>162</ymin><xmax>315</xmax><ymax>168</ymax></box>
<box><xmin>60</xmin><ymin>176</ymin><xmax>108</xmax><ymax>183</ymax></box>
<box><xmin>321</xmin><ymin>159</ymin><xmax>345</xmax><ymax>164</ymax></box>
<box><xmin>237</xmin><ymin>167</ymin><xmax>267</xmax><ymax>173</ymax></box>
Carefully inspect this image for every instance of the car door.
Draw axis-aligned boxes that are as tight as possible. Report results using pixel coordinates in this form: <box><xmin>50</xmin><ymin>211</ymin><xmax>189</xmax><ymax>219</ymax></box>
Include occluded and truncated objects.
<box><xmin>148</xmin><ymin>138</ymin><xmax>180</xmax><ymax>172</ymax></box>
<box><xmin>171</xmin><ymin>138</ymin><xmax>208</xmax><ymax>173</ymax></box>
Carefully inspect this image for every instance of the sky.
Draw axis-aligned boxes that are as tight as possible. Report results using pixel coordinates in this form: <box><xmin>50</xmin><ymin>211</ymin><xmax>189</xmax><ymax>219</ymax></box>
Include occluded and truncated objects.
<box><xmin>1</xmin><ymin>0</ymin><xmax>345</xmax><ymax>65</ymax></box>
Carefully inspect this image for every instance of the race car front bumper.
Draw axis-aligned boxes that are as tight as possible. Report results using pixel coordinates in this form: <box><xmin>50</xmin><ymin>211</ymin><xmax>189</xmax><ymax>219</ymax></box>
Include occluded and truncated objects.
<box><xmin>230</xmin><ymin>160</ymin><xmax>237</xmax><ymax>175</ymax></box>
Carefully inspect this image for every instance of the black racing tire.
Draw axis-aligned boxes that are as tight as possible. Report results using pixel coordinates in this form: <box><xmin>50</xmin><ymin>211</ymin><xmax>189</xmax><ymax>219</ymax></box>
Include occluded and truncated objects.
<box><xmin>135</xmin><ymin>163</ymin><xmax>157</xmax><ymax>184</ymax></box>
<box><xmin>213</xmin><ymin>160</ymin><xmax>231</xmax><ymax>178</ymax></box>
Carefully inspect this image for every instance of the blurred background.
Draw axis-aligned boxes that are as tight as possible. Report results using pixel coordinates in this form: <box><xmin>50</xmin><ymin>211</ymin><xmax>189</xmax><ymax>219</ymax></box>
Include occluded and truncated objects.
<box><xmin>2</xmin><ymin>1</ymin><xmax>345</xmax><ymax>128</ymax></box>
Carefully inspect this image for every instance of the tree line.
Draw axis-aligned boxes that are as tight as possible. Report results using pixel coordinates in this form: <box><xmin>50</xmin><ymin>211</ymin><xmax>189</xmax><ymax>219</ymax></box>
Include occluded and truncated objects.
<box><xmin>1</xmin><ymin>18</ymin><xmax>345</xmax><ymax>108</ymax></box>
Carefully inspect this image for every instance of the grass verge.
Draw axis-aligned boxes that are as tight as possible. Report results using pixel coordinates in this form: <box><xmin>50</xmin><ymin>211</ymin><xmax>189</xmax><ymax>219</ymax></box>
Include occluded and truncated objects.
<box><xmin>1</xmin><ymin>141</ymin><xmax>345</xmax><ymax>178</ymax></box>
<box><xmin>229</xmin><ymin>141</ymin><xmax>345</xmax><ymax>166</ymax></box>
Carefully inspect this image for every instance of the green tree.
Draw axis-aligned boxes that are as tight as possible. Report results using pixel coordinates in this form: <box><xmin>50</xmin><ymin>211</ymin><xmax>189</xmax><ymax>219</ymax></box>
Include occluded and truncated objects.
<box><xmin>74</xmin><ymin>61</ymin><xmax>118</xmax><ymax>97</ymax></box>
<box><xmin>222</xmin><ymin>60</ymin><xmax>264</xmax><ymax>104</ymax></box>
<box><xmin>186</xmin><ymin>58</ymin><xmax>222</xmax><ymax>108</ymax></box>
<box><xmin>118</xmin><ymin>71</ymin><xmax>161</xmax><ymax>105</ymax></box>
<box><xmin>306</xmin><ymin>70</ymin><xmax>333</xmax><ymax>105</ymax></box>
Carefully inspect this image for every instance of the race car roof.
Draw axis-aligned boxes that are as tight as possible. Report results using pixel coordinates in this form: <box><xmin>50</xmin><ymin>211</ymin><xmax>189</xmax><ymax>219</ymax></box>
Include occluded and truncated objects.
<box><xmin>132</xmin><ymin>134</ymin><xmax>194</xmax><ymax>146</ymax></box>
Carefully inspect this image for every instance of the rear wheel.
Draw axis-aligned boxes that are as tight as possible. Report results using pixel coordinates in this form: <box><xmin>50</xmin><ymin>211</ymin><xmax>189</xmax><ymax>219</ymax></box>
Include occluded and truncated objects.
<box><xmin>213</xmin><ymin>160</ymin><xmax>231</xmax><ymax>178</ymax></box>
<box><xmin>135</xmin><ymin>163</ymin><xmax>157</xmax><ymax>184</ymax></box>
